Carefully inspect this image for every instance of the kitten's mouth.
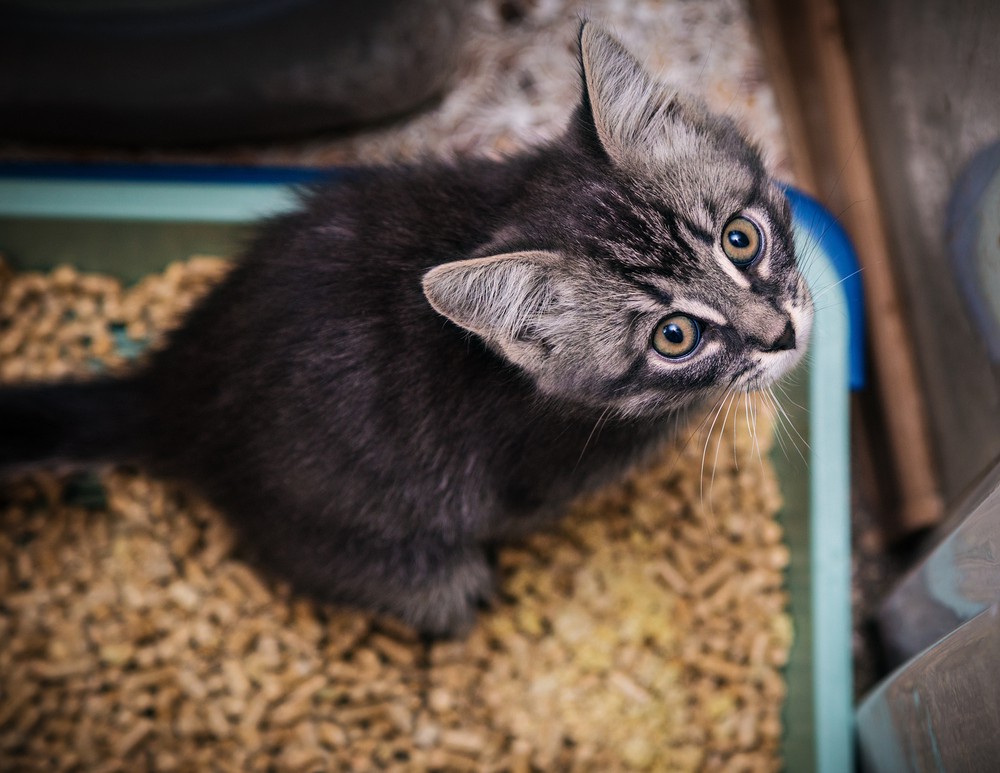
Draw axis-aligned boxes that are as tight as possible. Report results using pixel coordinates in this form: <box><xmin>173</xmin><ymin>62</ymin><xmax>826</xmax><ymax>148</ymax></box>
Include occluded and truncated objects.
<box><xmin>746</xmin><ymin>317</ymin><xmax>811</xmax><ymax>390</ymax></box>
<box><xmin>748</xmin><ymin>355</ymin><xmax>798</xmax><ymax>390</ymax></box>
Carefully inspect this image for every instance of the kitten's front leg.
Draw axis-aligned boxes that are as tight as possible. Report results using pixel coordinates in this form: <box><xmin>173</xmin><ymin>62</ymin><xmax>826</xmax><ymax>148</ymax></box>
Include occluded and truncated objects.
<box><xmin>288</xmin><ymin>529</ymin><xmax>496</xmax><ymax>638</ymax></box>
<box><xmin>388</xmin><ymin>545</ymin><xmax>496</xmax><ymax>638</ymax></box>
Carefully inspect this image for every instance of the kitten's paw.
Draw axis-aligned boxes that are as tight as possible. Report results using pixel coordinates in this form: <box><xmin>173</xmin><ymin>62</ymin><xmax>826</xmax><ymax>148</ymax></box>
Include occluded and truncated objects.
<box><xmin>398</xmin><ymin>555</ymin><xmax>495</xmax><ymax>639</ymax></box>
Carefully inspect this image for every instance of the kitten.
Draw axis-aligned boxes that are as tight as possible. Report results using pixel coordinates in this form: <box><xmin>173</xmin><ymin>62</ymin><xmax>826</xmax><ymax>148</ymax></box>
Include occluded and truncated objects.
<box><xmin>0</xmin><ymin>23</ymin><xmax>812</xmax><ymax>636</ymax></box>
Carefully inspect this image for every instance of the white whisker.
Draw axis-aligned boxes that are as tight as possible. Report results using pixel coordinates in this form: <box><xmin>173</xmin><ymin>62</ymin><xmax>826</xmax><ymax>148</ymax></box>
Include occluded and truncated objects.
<box><xmin>699</xmin><ymin>388</ymin><xmax>732</xmax><ymax>520</ymax></box>
<box><xmin>574</xmin><ymin>405</ymin><xmax>613</xmax><ymax>472</ymax></box>
<box><xmin>768</xmin><ymin>386</ymin><xmax>809</xmax><ymax>465</ymax></box>
<box><xmin>710</xmin><ymin>390</ymin><xmax>739</xmax><ymax>503</ymax></box>
<box><xmin>810</xmin><ymin>267</ymin><xmax>864</xmax><ymax>304</ymax></box>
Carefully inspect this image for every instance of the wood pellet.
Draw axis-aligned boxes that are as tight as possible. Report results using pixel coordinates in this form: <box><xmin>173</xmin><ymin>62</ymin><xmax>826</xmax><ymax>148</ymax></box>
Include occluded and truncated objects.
<box><xmin>0</xmin><ymin>256</ymin><xmax>792</xmax><ymax>771</ymax></box>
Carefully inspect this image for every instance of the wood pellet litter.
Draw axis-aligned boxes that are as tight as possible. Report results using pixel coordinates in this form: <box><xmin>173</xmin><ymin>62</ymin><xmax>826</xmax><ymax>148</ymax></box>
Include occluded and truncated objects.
<box><xmin>0</xmin><ymin>256</ymin><xmax>792</xmax><ymax>771</ymax></box>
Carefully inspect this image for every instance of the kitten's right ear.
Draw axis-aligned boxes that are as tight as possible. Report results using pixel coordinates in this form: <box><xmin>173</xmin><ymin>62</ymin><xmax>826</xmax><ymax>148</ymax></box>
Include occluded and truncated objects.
<box><xmin>577</xmin><ymin>21</ymin><xmax>675</xmax><ymax>168</ymax></box>
<box><xmin>422</xmin><ymin>251</ymin><xmax>559</xmax><ymax>370</ymax></box>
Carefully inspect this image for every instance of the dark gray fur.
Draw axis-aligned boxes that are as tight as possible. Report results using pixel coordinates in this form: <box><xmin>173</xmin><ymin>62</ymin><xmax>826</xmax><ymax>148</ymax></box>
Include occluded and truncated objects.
<box><xmin>0</xmin><ymin>24</ymin><xmax>812</xmax><ymax>636</ymax></box>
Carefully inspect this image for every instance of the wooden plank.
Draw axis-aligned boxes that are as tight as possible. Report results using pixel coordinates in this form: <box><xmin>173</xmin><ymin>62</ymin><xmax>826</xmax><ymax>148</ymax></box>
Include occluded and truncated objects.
<box><xmin>751</xmin><ymin>0</ymin><xmax>944</xmax><ymax>537</ymax></box>
<box><xmin>838</xmin><ymin>0</ymin><xmax>1000</xmax><ymax>508</ymax></box>
<box><xmin>748</xmin><ymin>0</ymin><xmax>821</xmax><ymax>197</ymax></box>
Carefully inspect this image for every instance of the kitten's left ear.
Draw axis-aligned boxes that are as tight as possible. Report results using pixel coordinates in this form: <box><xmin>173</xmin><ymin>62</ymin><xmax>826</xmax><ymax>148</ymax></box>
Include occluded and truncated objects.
<box><xmin>578</xmin><ymin>21</ymin><xmax>678</xmax><ymax>168</ymax></box>
<box><xmin>422</xmin><ymin>251</ymin><xmax>560</xmax><ymax>370</ymax></box>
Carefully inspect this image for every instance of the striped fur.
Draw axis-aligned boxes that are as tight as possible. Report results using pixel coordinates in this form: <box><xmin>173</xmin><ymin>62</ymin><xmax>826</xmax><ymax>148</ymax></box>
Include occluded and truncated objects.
<box><xmin>424</xmin><ymin>22</ymin><xmax>812</xmax><ymax>418</ymax></box>
<box><xmin>0</xmin><ymin>23</ymin><xmax>812</xmax><ymax>636</ymax></box>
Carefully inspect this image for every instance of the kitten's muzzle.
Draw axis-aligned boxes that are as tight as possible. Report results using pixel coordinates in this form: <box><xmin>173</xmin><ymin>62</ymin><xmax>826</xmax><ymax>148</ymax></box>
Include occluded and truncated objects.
<box><xmin>760</xmin><ymin>321</ymin><xmax>796</xmax><ymax>353</ymax></box>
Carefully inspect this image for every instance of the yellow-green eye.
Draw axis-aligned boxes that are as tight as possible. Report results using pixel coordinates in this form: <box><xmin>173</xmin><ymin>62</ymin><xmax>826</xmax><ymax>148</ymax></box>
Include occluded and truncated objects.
<box><xmin>722</xmin><ymin>216</ymin><xmax>762</xmax><ymax>267</ymax></box>
<box><xmin>652</xmin><ymin>314</ymin><xmax>702</xmax><ymax>359</ymax></box>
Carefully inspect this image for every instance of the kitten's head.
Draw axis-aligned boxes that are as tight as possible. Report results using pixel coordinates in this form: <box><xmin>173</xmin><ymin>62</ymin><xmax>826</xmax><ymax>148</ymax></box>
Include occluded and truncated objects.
<box><xmin>424</xmin><ymin>22</ymin><xmax>813</xmax><ymax>417</ymax></box>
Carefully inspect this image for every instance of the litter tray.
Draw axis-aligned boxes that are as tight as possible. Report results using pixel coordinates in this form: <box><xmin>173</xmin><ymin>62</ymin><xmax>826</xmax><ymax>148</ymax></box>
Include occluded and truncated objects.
<box><xmin>0</xmin><ymin>163</ymin><xmax>859</xmax><ymax>772</ymax></box>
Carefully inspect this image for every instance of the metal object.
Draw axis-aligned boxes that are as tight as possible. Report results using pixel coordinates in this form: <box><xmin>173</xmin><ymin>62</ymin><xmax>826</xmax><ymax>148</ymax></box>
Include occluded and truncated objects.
<box><xmin>878</xmin><ymin>461</ymin><xmax>1000</xmax><ymax>668</ymax></box>
<box><xmin>858</xmin><ymin>605</ymin><xmax>1000</xmax><ymax>773</ymax></box>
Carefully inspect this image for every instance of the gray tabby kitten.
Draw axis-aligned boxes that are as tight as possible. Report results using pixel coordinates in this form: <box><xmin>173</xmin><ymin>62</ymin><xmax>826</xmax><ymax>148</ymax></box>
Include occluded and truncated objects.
<box><xmin>0</xmin><ymin>23</ymin><xmax>812</xmax><ymax>636</ymax></box>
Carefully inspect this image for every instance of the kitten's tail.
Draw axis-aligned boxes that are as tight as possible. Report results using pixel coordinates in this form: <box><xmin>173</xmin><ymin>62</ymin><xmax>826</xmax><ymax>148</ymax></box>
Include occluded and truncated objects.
<box><xmin>0</xmin><ymin>378</ymin><xmax>146</xmax><ymax>474</ymax></box>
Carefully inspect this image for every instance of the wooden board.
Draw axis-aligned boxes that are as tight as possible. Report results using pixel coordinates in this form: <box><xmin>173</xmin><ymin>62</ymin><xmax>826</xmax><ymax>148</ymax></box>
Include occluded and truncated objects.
<box><xmin>836</xmin><ymin>0</ymin><xmax>1000</xmax><ymax>509</ymax></box>
<box><xmin>751</xmin><ymin>0</ymin><xmax>945</xmax><ymax>537</ymax></box>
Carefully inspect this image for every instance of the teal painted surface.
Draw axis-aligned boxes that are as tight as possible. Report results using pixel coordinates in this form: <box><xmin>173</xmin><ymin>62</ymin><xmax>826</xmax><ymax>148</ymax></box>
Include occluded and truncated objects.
<box><xmin>0</xmin><ymin>174</ymin><xmax>855</xmax><ymax>771</ymax></box>
<box><xmin>784</xmin><ymin>222</ymin><xmax>854</xmax><ymax>773</ymax></box>
<box><xmin>0</xmin><ymin>178</ymin><xmax>300</xmax><ymax>222</ymax></box>
<box><xmin>775</xmin><ymin>365</ymin><xmax>816</xmax><ymax>770</ymax></box>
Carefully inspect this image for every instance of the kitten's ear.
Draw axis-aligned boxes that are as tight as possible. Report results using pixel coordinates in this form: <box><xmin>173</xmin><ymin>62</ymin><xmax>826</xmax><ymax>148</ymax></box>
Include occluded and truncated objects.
<box><xmin>422</xmin><ymin>251</ymin><xmax>559</xmax><ymax>369</ymax></box>
<box><xmin>578</xmin><ymin>21</ymin><xmax>675</xmax><ymax>167</ymax></box>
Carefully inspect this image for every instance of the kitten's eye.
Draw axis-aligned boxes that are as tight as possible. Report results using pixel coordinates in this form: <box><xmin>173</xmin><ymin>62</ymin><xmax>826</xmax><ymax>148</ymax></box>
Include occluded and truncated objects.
<box><xmin>652</xmin><ymin>314</ymin><xmax>702</xmax><ymax>359</ymax></box>
<box><xmin>722</xmin><ymin>216</ymin><xmax>763</xmax><ymax>267</ymax></box>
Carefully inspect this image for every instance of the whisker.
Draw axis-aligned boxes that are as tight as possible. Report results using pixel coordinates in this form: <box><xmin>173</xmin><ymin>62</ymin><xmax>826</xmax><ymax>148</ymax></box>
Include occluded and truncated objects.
<box><xmin>733</xmin><ymin>392</ymin><xmax>743</xmax><ymax>472</ymax></box>
<box><xmin>662</xmin><ymin>390</ymin><xmax>730</xmax><ymax>485</ymax></box>
<box><xmin>809</xmin><ymin>267</ymin><xmax>864</xmax><ymax>304</ymax></box>
<box><xmin>768</xmin><ymin>386</ymin><xmax>809</xmax><ymax>465</ymax></box>
<box><xmin>710</xmin><ymin>390</ymin><xmax>739</xmax><ymax>504</ymax></box>
<box><xmin>574</xmin><ymin>405</ymin><xmax>613</xmax><ymax>472</ymax></box>
<box><xmin>773</xmin><ymin>380</ymin><xmax>807</xmax><ymax>414</ymax></box>
<box><xmin>699</xmin><ymin>388</ymin><xmax>732</xmax><ymax>520</ymax></box>
<box><xmin>750</xmin><ymin>393</ymin><xmax>765</xmax><ymax>467</ymax></box>
<box><xmin>822</xmin><ymin>132</ymin><xmax>864</xmax><ymax>219</ymax></box>
<box><xmin>672</xmin><ymin>390</ymin><xmax>728</xmax><ymax>463</ymax></box>
<box><xmin>810</xmin><ymin>300</ymin><xmax>851</xmax><ymax>315</ymax></box>
<box><xmin>793</xmin><ymin>196</ymin><xmax>864</xmax><ymax>282</ymax></box>
<box><xmin>761</xmin><ymin>389</ymin><xmax>790</xmax><ymax>460</ymax></box>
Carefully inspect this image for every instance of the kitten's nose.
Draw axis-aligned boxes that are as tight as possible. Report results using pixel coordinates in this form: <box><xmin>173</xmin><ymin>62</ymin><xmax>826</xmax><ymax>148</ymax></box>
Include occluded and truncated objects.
<box><xmin>763</xmin><ymin>321</ymin><xmax>796</xmax><ymax>352</ymax></box>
